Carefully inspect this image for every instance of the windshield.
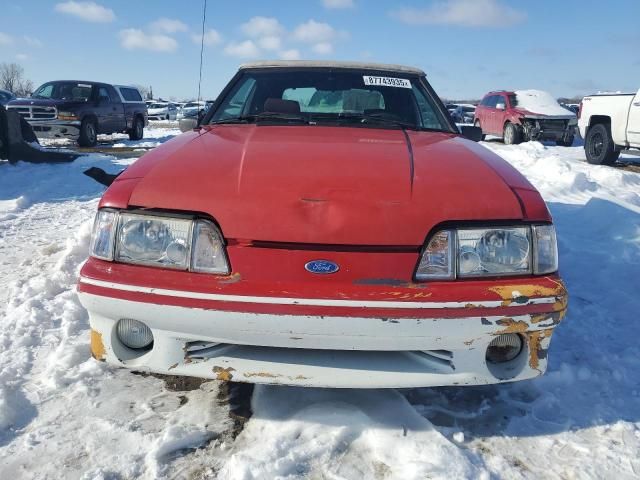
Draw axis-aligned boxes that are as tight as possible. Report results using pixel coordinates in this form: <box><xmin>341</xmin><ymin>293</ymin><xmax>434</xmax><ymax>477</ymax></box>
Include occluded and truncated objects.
<box><xmin>208</xmin><ymin>70</ymin><xmax>450</xmax><ymax>131</ymax></box>
<box><xmin>149</xmin><ymin>103</ymin><xmax>167</xmax><ymax>109</ymax></box>
<box><xmin>508</xmin><ymin>94</ymin><xmax>518</xmax><ymax>107</ymax></box>
<box><xmin>32</xmin><ymin>82</ymin><xmax>93</xmax><ymax>101</ymax></box>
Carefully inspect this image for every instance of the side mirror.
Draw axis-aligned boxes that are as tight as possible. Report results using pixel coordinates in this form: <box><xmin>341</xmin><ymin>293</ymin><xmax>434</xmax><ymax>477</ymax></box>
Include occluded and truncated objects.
<box><xmin>179</xmin><ymin>117</ymin><xmax>198</xmax><ymax>133</ymax></box>
<box><xmin>460</xmin><ymin>125</ymin><xmax>483</xmax><ymax>142</ymax></box>
<box><xmin>495</xmin><ymin>103</ymin><xmax>505</xmax><ymax>110</ymax></box>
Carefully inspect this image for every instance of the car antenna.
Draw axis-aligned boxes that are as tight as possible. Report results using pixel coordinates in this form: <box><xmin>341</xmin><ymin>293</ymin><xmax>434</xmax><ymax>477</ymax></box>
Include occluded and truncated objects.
<box><xmin>197</xmin><ymin>0</ymin><xmax>207</xmax><ymax>111</ymax></box>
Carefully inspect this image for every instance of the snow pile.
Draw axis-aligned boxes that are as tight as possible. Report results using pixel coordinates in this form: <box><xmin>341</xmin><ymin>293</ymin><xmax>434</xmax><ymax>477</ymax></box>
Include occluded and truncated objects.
<box><xmin>0</xmin><ymin>130</ymin><xmax>639</xmax><ymax>478</ymax></box>
<box><xmin>515</xmin><ymin>89</ymin><xmax>576</xmax><ymax>117</ymax></box>
<box><xmin>220</xmin><ymin>387</ymin><xmax>487</xmax><ymax>479</ymax></box>
<box><xmin>0</xmin><ymin>129</ymin><xmax>233</xmax><ymax>479</ymax></box>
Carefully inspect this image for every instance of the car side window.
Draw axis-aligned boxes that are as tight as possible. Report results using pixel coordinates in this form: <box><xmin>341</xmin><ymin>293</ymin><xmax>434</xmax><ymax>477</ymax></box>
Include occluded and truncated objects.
<box><xmin>98</xmin><ymin>87</ymin><xmax>111</xmax><ymax>102</ymax></box>
<box><xmin>412</xmin><ymin>85</ymin><xmax>441</xmax><ymax>129</ymax></box>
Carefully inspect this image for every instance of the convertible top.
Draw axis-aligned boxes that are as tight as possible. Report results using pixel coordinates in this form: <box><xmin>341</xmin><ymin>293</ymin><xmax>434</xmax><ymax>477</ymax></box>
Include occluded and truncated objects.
<box><xmin>239</xmin><ymin>60</ymin><xmax>425</xmax><ymax>75</ymax></box>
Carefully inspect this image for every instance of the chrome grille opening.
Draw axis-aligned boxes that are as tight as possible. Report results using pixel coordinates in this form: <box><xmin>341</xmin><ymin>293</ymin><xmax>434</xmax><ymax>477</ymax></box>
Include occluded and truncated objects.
<box><xmin>7</xmin><ymin>105</ymin><xmax>57</xmax><ymax>121</ymax></box>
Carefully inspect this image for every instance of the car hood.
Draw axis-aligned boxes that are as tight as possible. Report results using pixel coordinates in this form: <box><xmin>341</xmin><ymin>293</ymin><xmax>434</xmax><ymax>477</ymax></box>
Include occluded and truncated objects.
<box><xmin>109</xmin><ymin>125</ymin><xmax>546</xmax><ymax>245</ymax></box>
<box><xmin>511</xmin><ymin>107</ymin><xmax>575</xmax><ymax>120</ymax></box>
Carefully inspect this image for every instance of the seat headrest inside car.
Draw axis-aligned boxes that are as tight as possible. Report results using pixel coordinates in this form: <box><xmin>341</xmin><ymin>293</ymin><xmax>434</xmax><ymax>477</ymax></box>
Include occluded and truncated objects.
<box><xmin>264</xmin><ymin>98</ymin><xmax>301</xmax><ymax>114</ymax></box>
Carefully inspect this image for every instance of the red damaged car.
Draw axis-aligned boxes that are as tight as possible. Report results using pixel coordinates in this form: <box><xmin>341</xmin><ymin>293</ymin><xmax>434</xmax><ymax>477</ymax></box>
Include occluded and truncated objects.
<box><xmin>474</xmin><ymin>89</ymin><xmax>577</xmax><ymax>146</ymax></box>
<box><xmin>78</xmin><ymin>61</ymin><xmax>567</xmax><ymax>388</ymax></box>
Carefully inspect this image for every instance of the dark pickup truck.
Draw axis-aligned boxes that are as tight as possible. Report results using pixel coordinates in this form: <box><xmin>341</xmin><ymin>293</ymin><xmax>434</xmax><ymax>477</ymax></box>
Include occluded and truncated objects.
<box><xmin>7</xmin><ymin>81</ymin><xmax>148</xmax><ymax>147</ymax></box>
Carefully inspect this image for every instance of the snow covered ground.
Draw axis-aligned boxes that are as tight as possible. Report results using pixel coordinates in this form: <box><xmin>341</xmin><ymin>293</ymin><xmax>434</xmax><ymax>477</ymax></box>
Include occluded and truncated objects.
<box><xmin>0</xmin><ymin>128</ymin><xmax>639</xmax><ymax>479</ymax></box>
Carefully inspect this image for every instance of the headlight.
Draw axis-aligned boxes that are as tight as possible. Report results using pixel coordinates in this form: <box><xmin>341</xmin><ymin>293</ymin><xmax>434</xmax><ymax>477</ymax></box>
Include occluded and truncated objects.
<box><xmin>89</xmin><ymin>210</ymin><xmax>230</xmax><ymax>274</ymax></box>
<box><xmin>458</xmin><ymin>227</ymin><xmax>531</xmax><ymax>277</ymax></box>
<box><xmin>416</xmin><ymin>225</ymin><xmax>557</xmax><ymax>280</ymax></box>
<box><xmin>116</xmin><ymin>213</ymin><xmax>192</xmax><ymax>269</ymax></box>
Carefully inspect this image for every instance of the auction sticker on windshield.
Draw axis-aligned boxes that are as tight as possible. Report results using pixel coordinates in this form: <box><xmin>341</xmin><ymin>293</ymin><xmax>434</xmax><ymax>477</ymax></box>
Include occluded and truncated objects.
<box><xmin>363</xmin><ymin>76</ymin><xmax>411</xmax><ymax>88</ymax></box>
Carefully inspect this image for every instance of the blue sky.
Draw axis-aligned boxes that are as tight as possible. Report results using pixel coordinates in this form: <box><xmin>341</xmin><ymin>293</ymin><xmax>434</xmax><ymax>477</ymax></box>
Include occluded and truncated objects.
<box><xmin>1</xmin><ymin>0</ymin><xmax>638</xmax><ymax>100</ymax></box>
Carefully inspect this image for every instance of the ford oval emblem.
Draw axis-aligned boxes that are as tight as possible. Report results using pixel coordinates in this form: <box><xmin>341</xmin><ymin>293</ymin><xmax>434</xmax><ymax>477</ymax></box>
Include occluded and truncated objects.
<box><xmin>305</xmin><ymin>259</ymin><xmax>339</xmax><ymax>274</ymax></box>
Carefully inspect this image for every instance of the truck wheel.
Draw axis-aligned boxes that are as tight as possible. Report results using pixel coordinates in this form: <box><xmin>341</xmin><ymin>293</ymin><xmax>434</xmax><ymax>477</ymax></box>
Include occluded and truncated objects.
<box><xmin>585</xmin><ymin>123</ymin><xmax>620</xmax><ymax>165</ymax></box>
<box><xmin>474</xmin><ymin>120</ymin><xmax>486</xmax><ymax>140</ymax></box>
<box><xmin>556</xmin><ymin>135</ymin><xmax>574</xmax><ymax>147</ymax></box>
<box><xmin>78</xmin><ymin>118</ymin><xmax>97</xmax><ymax>147</ymax></box>
<box><xmin>128</xmin><ymin>116</ymin><xmax>144</xmax><ymax>140</ymax></box>
<box><xmin>503</xmin><ymin>122</ymin><xmax>521</xmax><ymax>145</ymax></box>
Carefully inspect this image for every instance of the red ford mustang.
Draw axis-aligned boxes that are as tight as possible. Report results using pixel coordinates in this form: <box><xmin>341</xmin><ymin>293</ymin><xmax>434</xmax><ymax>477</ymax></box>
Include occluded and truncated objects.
<box><xmin>78</xmin><ymin>61</ymin><xmax>567</xmax><ymax>388</ymax></box>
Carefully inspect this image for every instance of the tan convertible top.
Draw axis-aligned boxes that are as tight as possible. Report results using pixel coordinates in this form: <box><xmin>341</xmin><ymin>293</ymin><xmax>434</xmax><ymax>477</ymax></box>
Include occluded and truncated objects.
<box><xmin>239</xmin><ymin>60</ymin><xmax>425</xmax><ymax>75</ymax></box>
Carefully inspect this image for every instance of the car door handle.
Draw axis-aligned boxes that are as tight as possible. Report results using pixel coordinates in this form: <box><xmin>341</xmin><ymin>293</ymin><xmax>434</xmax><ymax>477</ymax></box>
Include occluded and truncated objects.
<box><xmin>633</xmin><ymin>102</ymin><xmax>640</xmax><ymax>106</ymax></box>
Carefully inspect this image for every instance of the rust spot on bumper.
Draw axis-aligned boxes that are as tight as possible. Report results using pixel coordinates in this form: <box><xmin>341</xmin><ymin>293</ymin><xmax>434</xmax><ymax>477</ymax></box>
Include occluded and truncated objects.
<box><xmin>496</xmin><ymin>317</ymin><xmax>529</xmax><ymax>333</ymax></box>
<box><xmin>213</xmin><ymin>366</ymin><xmax>235</xmax><ymax>381</ymax></box>
<box><xmin>526</xmin><ymin>329</ymin><xmax>554</xmax><ymax>371</ymax></box>
<box><xmin>243</xmin><ymin>372</ymin><xmax>310</xmax><ymax>382</ymax></box>
<box><xmin>244</xmin><ymin>372</ymin><xmax>281</xmax><ymax>379</ymax></box>
<box><xmin>488</xmin><ymin>280</ymin><xmax>568</xmax><ymax>311</ymax></box>
<box><xmin>90</xmin><ymin>329</ymin><xmax>106</xmax><ymax>361</ymax></box>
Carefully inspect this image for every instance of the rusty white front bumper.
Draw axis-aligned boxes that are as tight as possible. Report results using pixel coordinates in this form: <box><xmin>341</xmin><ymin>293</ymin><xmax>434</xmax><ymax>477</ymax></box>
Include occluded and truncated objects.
<box><xmin>79</xmin><ymin>278</ymin><xmax>566</xmax><ymax>388</ymax></box>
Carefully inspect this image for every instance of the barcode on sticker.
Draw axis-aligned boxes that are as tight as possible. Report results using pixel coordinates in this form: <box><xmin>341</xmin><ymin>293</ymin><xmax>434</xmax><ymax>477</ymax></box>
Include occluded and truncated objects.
<box><xmin>363</xmin><ymin>76</ymin><xmax>411</xmax><ymax>88</ymax></box>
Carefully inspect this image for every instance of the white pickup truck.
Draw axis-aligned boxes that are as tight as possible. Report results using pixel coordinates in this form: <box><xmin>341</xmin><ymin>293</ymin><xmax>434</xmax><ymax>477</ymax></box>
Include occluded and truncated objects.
<box><xmin>578</xmin><ymin>89</ymin><xmax>640</xmax><ymax>164</ymax></box>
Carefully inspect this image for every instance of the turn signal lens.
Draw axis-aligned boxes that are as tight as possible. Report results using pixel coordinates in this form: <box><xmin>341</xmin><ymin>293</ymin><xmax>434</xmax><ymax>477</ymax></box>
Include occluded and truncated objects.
<box><xmin>533</xmin><ymin>225</ymin><xmax>558</xmax><ymax>274</ymax></box>
<box><xmin>415</xmin><ymin>230</ymin><xmax>454</xmax><ymax>280</ymax></box>
<box><xmin>90</xmin><ymin>210</ymin><xmax>117</xmax><ymax>260</ymax></box>
<box><xmin>191</xmin><ymin>220</ymin><xmax>230</xmax><ymax>274</ymax></box>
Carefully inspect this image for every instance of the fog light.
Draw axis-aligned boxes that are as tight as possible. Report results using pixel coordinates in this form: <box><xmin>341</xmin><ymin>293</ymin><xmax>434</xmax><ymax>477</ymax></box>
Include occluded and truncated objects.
<box><xmin>116</xmin><ymin>318</ymin><xmax>153</xmax><ymax>350</ymax></box>
<box><xmin>486</xmin><ymin>333</ymin><xmax>523</xmax><ymax>364</ymax></box>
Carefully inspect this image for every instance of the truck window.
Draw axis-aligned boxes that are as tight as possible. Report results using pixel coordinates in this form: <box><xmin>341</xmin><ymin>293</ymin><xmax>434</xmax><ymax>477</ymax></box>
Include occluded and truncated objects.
<box><xmin>119</xmin><ymin>88</ymin><xmax>143</xmax><ymax>102</ymax></box>
<box><xmin>98</xmin><ymin>87</ymin><xmax>112</xmax><ymax>102</ymax></box>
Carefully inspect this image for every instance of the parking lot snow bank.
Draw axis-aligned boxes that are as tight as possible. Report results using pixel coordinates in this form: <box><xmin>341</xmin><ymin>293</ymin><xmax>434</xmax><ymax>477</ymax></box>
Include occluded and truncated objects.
<box><xmin>0</xmin><ymin>134</ymin><xmax>639</xmax><ymax>478</ymax></box>
<box><xmin>0</xmin><ymin>129</ymin><xmax>234</xmax><ymax>479</ymax></box>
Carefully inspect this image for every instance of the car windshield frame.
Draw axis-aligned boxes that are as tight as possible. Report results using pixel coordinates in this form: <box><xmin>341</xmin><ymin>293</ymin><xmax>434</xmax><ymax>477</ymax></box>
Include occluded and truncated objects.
<box><xmin>204</xmin><ymin>67</ymin><xmax>457</xmax><ymax>133</ymax></box>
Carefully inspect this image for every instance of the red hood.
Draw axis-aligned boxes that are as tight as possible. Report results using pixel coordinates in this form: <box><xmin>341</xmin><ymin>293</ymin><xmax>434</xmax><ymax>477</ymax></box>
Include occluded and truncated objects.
<box><xmin>104</xmin><ymin>125</ymin><xmax>547</xmax><ymax>245</ymax></box>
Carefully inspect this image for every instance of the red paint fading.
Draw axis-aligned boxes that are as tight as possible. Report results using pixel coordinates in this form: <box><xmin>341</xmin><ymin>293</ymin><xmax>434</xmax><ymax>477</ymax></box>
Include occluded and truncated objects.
<box><xmin>79</xmin><ymin>257</ymin><xmax>565</xmax><ymax>319</ymax></box>
<box><xmin>113</xmin><ymin>125</ymin><xmax>536</xmax><ymax>245</ymax></box>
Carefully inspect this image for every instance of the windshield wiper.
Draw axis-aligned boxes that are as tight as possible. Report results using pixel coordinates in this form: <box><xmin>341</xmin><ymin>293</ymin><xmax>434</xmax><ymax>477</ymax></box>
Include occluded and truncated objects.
<box><xmin>335</xmin><ymin>112</ymin><xmax>418</xmax><ymax>130</ymax></box>
<box><xmin>210</xmin><ymin>112</ymin><xmax>310</xmax><ymax>125</ymax></box>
